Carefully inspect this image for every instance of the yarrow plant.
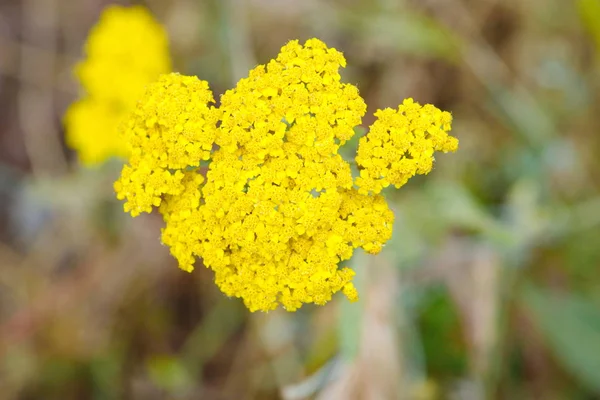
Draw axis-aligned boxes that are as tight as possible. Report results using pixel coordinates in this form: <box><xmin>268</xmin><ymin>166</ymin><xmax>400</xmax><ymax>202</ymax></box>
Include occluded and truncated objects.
<box><xmin>64</xmin><ymin>5</ymin><xmax>171</xmax><ymax>165</ymax></box>
<box><xmin>114</xmin><ymin>39</ymin><xmax>458</xmax><ymax>312</ymax></box>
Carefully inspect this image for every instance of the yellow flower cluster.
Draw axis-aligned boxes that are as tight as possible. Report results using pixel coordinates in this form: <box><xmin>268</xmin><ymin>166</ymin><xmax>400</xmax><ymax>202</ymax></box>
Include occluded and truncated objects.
<box><xmin>115</xmin><ymin>39</ymin><xmax>458</xmax><ymax>312</ymax></box>
<box><xmin>355</xmin><ymin>99</ymin><xmax>458</xmax><ymax>194</ymax></box>
<box><xmin>114</xmin><ymin>74</ymin><xmax>218</xmax><ymax>216</ymax></box>
<box><xmin>64</xmin><ymin>5</ymin><xmax>171</xmax><ymax>165</ymax></box>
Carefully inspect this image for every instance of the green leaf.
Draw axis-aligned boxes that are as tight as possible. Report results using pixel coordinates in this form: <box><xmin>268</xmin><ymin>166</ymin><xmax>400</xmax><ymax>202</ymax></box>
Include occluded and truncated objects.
<box><xmin>341</xmin><ymin>10</ymin><xmax>461</xmax><ymax>61</ymax></box>
<box><xmin>417</xmin><ymin>286</ymin><xmax>468</xmax><ymax>378</ymax></box>
<box><xmin>428</xmin><ymin>182</ymin><xmax>507</xmax><ymax>240</ymax></box>
<box><xmin>487</xmin><ymin>86</ymin><xmax>556</xmax><ymax>149</ymax></box>
<box><xmin>180</xmin><ymin>296</ymin><xmax>244</xmax><ymax>379</ymax></box>
<box><xmin>522</xmin><ymin>284</ymin><xmax>600</xmax><ymax>393</ymax></box>
<box><xmin>90</xmin><ymin>352</ymin><xmax>122</xmax><ymax>400</ymax></box>
<box><xmin>147</xmin><ymin>355</ymin><xmax>193</xmax><ymax>393</ymax></box>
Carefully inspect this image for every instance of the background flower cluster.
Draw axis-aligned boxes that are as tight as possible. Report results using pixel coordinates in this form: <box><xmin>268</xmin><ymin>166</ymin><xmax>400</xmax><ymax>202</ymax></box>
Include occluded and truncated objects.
<box><xmin>64</xmin><ymin>5</ymin><xmax>171</xmax><ymax>165</ymax></box>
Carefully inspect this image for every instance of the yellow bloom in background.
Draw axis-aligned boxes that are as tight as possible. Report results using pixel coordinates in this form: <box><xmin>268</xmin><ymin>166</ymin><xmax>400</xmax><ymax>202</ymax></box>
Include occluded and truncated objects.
<box><xmin>75</xmin><ymin>5</ymin><xmax>171</xmax><ymax>105</ymax></box>
<box><xmin>114</xmin><ymin>39</ymin><xmax>458</xmax><ymax>312</ymax></box>
<box><xmin>64</xmin><ymin>99</ymin><xmax>127</xmax><ymax>165</ymax></box>
<box><xmin>64</xmin><ymin>5</ymin><xmax>171</xmax><ymax>166</ymax></box>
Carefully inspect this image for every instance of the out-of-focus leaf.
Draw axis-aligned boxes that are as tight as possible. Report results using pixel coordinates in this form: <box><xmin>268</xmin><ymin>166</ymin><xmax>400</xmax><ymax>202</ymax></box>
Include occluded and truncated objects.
<box><xmin>397</xmin><ymin>290</ymin><xmax>428</xmax><ymax>387</ymax></box>
<box><xmin>501</xmin><ymin>179</ymin><xmax>553</xmax><ymax>266</ymax></box>
<box><xmin>428</xmin><ymin>182</ymin><xmax>510</xmax><ymax>244</ymax></box>
<box><xmin>536</xmin><ymin>59</ymin><xmax>590</xmax><ymax>111</ymax></box>
<box><xmin>282</xmin><ymin>358</ymin><xmax>342</xmax><ymax>400</ymax></box>
<box><xmin>487</xmin><ymin>86</ymin><xmax>556</xmax><ymax>149</ymax></box>
<box><xmin>522</xmin><ymin>284</ymin><xmax>600</xmax><ymax>393</ymax></box>
<box><xmin>147</xmin><ymin>355</ymin><xmax>193</xmax><ymax>393</ymax></box>
<box><xmin>305</xmin><ymin>327</ymin><xmax>337</xmax><ymax>372</ymax></box>
<box><xmin>90</xmin><ymin>352</ymin><xmax>122</xmax><ymax>400</ymax></box>
<box><xmin>341</xmin><ymin>10</ymin><xmax>461</xmax><ymax>61</ymax></box>
<box><xmin>39</xmin><ymin>358</ymin><xmax>82</xmax><ymax>388</ymax></box>
<box><xmin>180</xmin><ymin>296</ymin><xmax>244</xmax><ymax>378</ymax></box>
<box><xmin>386</xmin><ymin>207</ymin><xmax>427</xmax><ymax>268</ymax></box>
<box><xmin>417</xmin><ymin>286</ymin><xmax>468</xmax><ymax>378</ymax></box>
<box><xmin>567</xmin><ymin>196</ymin><xmax>600</xmax><ymax>234</ymax></box>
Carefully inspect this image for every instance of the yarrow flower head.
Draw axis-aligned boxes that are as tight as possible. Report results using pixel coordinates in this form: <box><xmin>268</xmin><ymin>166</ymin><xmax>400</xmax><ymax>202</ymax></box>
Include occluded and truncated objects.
<box><xmin>355</xmin><ymin>99</ymin><xmax>458</xmax><ymax>194</ymax></box>
<box><xmin>114</xmin><ymin>39</ymin><xmax>458</xmax><ymax>312</ymax></box>
<box><xmin>64</xmin><ymin>5</ymin><xmax>171</xmax><ymax>165</ymax></box>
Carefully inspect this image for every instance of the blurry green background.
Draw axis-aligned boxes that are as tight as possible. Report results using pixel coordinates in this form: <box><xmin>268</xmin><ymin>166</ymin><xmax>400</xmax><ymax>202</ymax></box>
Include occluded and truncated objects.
<box><xmin>1</xmin><ymin>0</ymin><xmax>600</xmax><ymax>398</ymax></box>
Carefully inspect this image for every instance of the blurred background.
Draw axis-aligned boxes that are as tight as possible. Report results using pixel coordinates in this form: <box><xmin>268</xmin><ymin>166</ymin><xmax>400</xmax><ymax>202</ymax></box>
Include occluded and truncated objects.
<box><xmin>1</xmin><ymin>0</ymin><xmax>600</xmax><ymax>398</ymax></box>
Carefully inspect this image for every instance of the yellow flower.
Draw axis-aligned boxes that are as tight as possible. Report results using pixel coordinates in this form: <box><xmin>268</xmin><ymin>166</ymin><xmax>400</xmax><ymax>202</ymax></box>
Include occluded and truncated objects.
<box><xmin>115</xmin><ymin>39</ymin><xmax>458</xmax><ymax>312</ymax></box>
<box><xmin>355</xmin><ymin>98</ymin><xmax>458</xmax><ymax>194</ymax></box>
<box><xmin>113</xmin><ymin>74</ymin><xmax>218</xmax><ymax>216</ymax></box>
<box><xmin>64</xmin><ymin>99</ymin><xmax>128</xmax><ymax>165</ymax></box>
<box><xmin>64</xmin><ymin>5</ymin><xmax>171</xmax><ymax>166</ymax></box>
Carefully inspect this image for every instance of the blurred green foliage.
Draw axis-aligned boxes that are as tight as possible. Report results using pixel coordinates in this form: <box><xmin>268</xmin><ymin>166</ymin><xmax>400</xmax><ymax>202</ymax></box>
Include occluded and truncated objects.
<box><xmin>418</xmin><ymin>287</ymin><xmax>468</xmax><ymax>379</ymax></box>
